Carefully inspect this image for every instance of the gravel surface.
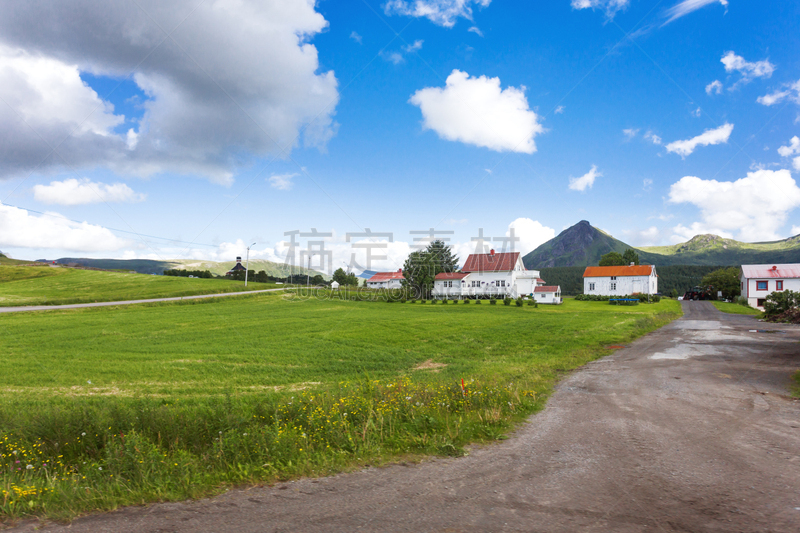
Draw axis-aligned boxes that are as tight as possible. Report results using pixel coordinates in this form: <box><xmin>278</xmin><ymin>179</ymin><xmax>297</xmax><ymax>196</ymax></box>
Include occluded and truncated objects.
<box><xmin>7</xmin><ymin>301</ymin><xmax>800</xmax><ymax>532</ymax></box>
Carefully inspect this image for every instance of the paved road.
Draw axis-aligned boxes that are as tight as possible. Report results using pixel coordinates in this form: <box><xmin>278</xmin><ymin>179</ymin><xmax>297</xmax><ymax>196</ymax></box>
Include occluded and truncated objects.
<box><xmin>10</xmin><ymin>301</ymin><xmax>800</xmax><ymax>532</ymax></box>
<box><xmin>0</xmin><ymin>287</ymin><xmax>290</xmax><ymax>313</ymax></box>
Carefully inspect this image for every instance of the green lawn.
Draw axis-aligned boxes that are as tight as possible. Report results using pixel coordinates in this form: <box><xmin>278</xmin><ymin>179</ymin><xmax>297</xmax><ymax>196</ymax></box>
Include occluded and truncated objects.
<box><xmin>0</xmin><ymin>295</ymin><xmax>681</xmax><ymax>519</ymax></box>
<box><xmin>711</xmin><ymin>300</ymin><xmax>762</xmax><ymax>316</ymax></box>
<box><xmin>0</xmin><ymin>265</ymin><xmax>280</xmax><ymax>306</ymax></box>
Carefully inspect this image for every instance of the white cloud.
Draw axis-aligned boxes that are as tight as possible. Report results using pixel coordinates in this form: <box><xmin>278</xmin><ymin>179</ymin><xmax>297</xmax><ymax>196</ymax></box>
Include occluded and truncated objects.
<box><xmin>720</xmin><ymin>51</ymin><xmax>775</xmax><ymax>82</ymax></box>
<box><xmin>692</xmin><ymin>107</ymin><xmax>702</xmax><ymax>117</ymax></box>
<box><xmin>409</xmin><ymin>69</ymin><xmax>544</xmax><ymax>154</ymax></box>
<box><xmin>623</xmin><ymin>226</ymin><xmax>661</xmax><ymax>246</ymax></box>
<box><xmin>571</xmin><ymin>0</ymin><xmax>630</xmax><ymax>19</ymax></box>
<box><xmin>705</xmin><ymin>80</ymin><xmax>723</xmax><ymax>95</ymax></box>
<box><xmin>506</xmin><ymin>218</ymin><xmax>555</xmax><ymax>254</ymax></box>
<box><xmin>467</xmin><ymin>26</ymin><xmax>483</xmax><ymax>36</ymax></box>
<box><xmin>643</xmin><ymin>178</ymin><xmax>653</xmax><ymax>191</ymax></box>
<box><xmin>668</xmin><ymin>169</ymin><xmax>800</xmax><ymax>241</ymax></box>
<box><xmin>0</xmin><ymin>203</ymin><xmax>129</xmax><ymax>252</ymax></box>
<box><xmin>793</xmin><ymin>225</ymin><xmax>800</xmax><ymax>236</ymax></box>
<box><xmin>350</xmin><ymin>31</ymin><xmax>363</xmax><ymax>44</ymax></box>
<box><xmin>757</xmin><ymin>79</ymin><xmax>800</xmax><ymax>106</ymax></box>
<box><xmin>778</xmin><ymin>136</ymin><xmax>800</xmax><ymax>172</ymax></box>
<box><xmin>665</xmin><ymin>123</ymin><xmax>733</xmax><ymax>157</ymax></box>
<box><xmin>0</xmin><ymin>1</ymin><xmax>339</xmax><ymax>184</ymax></box>
<box><xmin>32</xmin><ymin>178</ymin><xmax>145</xmax><ymax>206</ymax></box>
<box><xmin>623</xmin><ymin>128</ymin><xmax>639</xmax><ymax>139</ymax></box>
<box><xmin>403</xmin><ymin>40</ymin><xmax>424</xmax><ymax>53</ymax></box>
<box><xmin>663</xmin><ymin>0</ymin><xmax>728</xmax><ymax>25</ymax></box>
<box><xmin>569</xmin><ymin>165</ymin><xmax>600</xmax><ymax>192</ymax></box>
<box><xmin>554</xmin><ymin>105</ymin><xmax>565</xmax><ymax>114</ymax></box>
<box><xmin>384</xmin><ymin>0</ymin><xmax>491</xmax><ymax>27</ymax></box>
<box><xmin>268</xmin><ymin>173</ymin><xmax>298</xmax><ymax>191</ymax></box>
<box><xmin>644</xmin><ymin>131</ymin><xmax>662</xmax><ymax>145</ymax></box>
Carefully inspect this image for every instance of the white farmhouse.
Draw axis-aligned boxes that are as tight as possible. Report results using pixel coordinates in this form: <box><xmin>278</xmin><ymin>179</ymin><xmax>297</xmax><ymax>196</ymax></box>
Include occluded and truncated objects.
<box><xmin>583</xmin><ymin>265</ymin><xmax>657</xmax><ymax>296</ymax></box>
<box><xmin>740</xmin><ymin>264</ymin><xmax>800</xmax><ymax>309</ymax></box>
<box><xmin>367</xmin><ymin>269</ymin><xmax>405</xmax><ymax>289</ymax></box>
<box><xmin>431</xmin><ymin>250</ymin><xmax>551</xmax><ymax>300</ymax></box>
<box><xmin>534</xmin><ymin>285</ymin><xmax>562</xmax><ymax>304</ymax></box>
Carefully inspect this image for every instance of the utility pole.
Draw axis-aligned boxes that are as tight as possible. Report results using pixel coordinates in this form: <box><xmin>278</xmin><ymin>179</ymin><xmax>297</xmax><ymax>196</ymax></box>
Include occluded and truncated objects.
<box><xmin>244</xmin><ymin>242</ymin><xmax>256</xmax><ymax>287</ymax></box>
<box><xmin>307</xmin><ymin>256</ymin><xmax>310</xmax><ymax>287</ymax></box>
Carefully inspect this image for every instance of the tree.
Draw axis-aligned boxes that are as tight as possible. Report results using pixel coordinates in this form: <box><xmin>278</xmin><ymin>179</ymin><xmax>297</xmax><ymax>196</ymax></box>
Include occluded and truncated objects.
<box><xmin>622</xmin><ymin>249</ymin><xmax>639</xmax><ymax>265</ymax></box>
<box><xmin>598</xmin><ymin>251</ymin><xmax>625</xmax><ymax>266</ymax></box>
<box><xmin>332</xmin><ymin>268</ymin><xmax>349</xmax><ymax>286</ymax></box>
<box><xmin>701</xmin><ymin>267</ymin><xmax>741</xmax><ymax>300</ymax></box>
<box><xmin>402</xmin><ymin>240</ymin><xmax>459</xmax><ymax>299</ymax></box>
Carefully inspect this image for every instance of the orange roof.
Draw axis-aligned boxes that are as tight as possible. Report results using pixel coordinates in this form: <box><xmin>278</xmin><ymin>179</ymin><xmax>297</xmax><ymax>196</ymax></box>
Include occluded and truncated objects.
<box><xmin>368</xmin><ymin>270</ymin><xmax>404</xmax><ymax>282</ymax></box>
<box><xmin>583</xmin><ymin>265</ymin><xmax>654</xmax><ymax>278</ymax></box>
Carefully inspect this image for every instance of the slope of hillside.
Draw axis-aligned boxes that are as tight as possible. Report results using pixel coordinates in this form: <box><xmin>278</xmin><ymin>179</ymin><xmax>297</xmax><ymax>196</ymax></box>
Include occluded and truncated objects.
<box><xmin>524</xmin><ymin>222</ymin><xmax>800</xmax><ymax>268</ymax></box>
<box><xmin>54</xmin><ymin>257</ymin><xmax>327</xmax><ymax>278</ymax></box>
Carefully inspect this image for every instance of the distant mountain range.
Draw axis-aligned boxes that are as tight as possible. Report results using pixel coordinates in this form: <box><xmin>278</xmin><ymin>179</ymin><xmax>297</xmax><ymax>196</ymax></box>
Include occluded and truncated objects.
<box><xmin>522</xmin><ymin>220</ymin><xmax>800</xmax><ymax>268</ymax></box>
<box><xmin>49</xmin><ymin>257</ymin><xmax>327</xmax><ymax>278</ymax></box>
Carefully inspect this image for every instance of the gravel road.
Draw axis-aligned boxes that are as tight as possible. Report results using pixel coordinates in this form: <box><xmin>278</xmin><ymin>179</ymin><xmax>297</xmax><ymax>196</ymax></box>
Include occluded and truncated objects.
<box><xmin>8</xmin><ymin>301</ymin><xmax>800</xmax><ymax>532</ymax></box>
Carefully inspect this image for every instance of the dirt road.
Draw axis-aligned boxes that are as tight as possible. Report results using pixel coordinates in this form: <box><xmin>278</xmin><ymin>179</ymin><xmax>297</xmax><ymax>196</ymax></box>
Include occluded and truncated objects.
<box><xmin>10</xmin><ymin>301</ymin><xmax>800</xmax><ymax>532</ymax></box>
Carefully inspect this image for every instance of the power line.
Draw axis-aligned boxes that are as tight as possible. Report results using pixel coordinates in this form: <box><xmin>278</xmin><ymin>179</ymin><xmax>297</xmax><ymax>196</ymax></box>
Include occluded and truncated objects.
<box><xmin>2</xmin><ymin>203</ymin><xmax>220</xmax><ymax>248</ymax></box>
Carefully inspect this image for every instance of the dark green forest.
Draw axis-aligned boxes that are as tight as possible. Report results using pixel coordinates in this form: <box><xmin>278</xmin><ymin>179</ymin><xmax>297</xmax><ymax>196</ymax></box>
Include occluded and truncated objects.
<box><xmin>539</xmin><ymin>265</ymin><xmax>731</xmax><ymax>296</ymax></box>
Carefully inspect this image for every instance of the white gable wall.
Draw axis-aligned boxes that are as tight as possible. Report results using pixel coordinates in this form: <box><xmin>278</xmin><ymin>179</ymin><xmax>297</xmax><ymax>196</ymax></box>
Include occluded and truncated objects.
<box><xmin>584</xmin><ymin>274</ymin><xmax>657</xmax><ymax>295</ymax></box>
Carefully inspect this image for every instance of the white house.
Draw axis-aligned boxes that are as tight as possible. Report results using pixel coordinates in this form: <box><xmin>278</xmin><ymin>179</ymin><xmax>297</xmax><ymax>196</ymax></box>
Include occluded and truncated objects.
<box><xmin>431</xmin><ymin>250</ymin><xmax>551</xmax><ymax>300</ymax></box>
<box><xmin>534</xmin><ymin>285</ymin><xmax>562</xmax><ymax>304</ymax></box>
<box><xmin>367</xmin><ymin>269</ymin><xmax>405</xmax><ymax>289</ymax></box>
<box><xmin>583</xmin><ymin>265</ymin><xmax>657</xmax><ymax>296</ymax></box>
<box><xmin>741</xmin><ymin>264</ymin><xmax>800</xmax><ymax>310</ymax></box>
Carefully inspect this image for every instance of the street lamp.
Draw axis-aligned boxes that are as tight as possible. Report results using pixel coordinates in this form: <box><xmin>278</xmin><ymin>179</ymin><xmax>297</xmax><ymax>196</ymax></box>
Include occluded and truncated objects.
<box><xmin>245</xmin><ymin>242</ymin><xmax>256</xmax><ymax>287</ymax></box>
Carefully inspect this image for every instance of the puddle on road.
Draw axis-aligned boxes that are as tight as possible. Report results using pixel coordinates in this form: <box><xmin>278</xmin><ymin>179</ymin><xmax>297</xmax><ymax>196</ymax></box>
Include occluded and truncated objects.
<box><xmin>650</xmin><ymin>344</ymin><xmax>721</xmax><ymax>360</ymax></box>
<box><xmin>675</xmin><ymin>320</ymin><xmax>731</xmax><ymax>331</ymax></box>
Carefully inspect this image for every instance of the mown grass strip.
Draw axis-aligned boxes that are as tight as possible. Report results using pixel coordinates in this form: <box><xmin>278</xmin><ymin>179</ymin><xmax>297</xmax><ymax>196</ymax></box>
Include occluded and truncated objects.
<box><xmin>0</xmin><ymin>266</ymin><xmax>280</xmax><ymax>307</ymax></box>
<box><xmin>0</xmin><ymin>295</ymin><xmax>681</xmax><ymax>520</ymax></box>
<box><xmin>710</xmin><ymin>300</ymin><xmax>762</xmax><ymax>316</ymax></box>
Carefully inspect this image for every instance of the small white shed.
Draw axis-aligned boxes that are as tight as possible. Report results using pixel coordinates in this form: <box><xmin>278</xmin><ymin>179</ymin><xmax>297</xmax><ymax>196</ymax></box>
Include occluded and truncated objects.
<box><xmin>331</xmin><ymin>281</ymin><xmax>340</xmax><ymax>290</ymax></box>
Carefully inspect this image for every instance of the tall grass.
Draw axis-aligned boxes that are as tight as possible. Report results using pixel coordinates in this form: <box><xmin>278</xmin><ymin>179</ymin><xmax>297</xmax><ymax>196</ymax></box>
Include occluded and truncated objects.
<box><xmin>0</xmin><ymin>295</ymin><xmax>681</xmax><ymax>519</ymax></box>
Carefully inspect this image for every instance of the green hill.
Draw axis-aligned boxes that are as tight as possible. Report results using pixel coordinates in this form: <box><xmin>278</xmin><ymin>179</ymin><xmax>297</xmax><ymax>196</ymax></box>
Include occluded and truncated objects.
<box><xmin>523</xmin><ymin>221</ymin><xmax>800</xmax><ymax>269</ymax></box>
<box><xmin>54</xmin><ymin>257</ymin><xmax>327</xmax><ymax>278</ymax></box>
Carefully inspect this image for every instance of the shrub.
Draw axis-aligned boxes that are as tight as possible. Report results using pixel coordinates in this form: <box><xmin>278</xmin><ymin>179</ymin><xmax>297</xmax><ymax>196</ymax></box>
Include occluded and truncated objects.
<box><xmin>489</xmin><ymin>298</ymin><xmax>497</xmax><ymax>305</ymax></box>
<box><xmin>463</xmin><ymin>298</ymin><xmax>469</xmax><ymax>304</ymax></box>
<box><xmin>764</xmin><ymin>290</ymin><xmax>800</xmax><ymax>317</ymax></box>
<box><xmin>515</xmin><ymin>297</ymin><xmax>523</xmax><ymax>307</ymax></box>
<box><xmin>527</xmin><ymin>299</ymin><xmax>537</xmax><ymax>307</ymax></box>
<box><xmin>476</xmin><ymin>299</ymin><xmax>481</xmax><ymax>305</ymax></box>
<box><xmin>503</xmin><ymin>297</ymin><xmax>511</xmax><ymax>306</ymax></box>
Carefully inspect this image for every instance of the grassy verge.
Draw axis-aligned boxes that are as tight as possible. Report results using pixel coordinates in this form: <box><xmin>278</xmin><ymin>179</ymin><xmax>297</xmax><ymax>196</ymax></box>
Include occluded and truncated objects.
<box><xmin>0</xmin><ymin>295</ymin><xmax>681</xmax><ymax>520</ymax></box>
<box><xmin>711</xmin><ymin>301</ymin><xmax>762</xmax><ymax>316</ymax></box>
<box><xmin>0</xmin><ymin>266</ymin><xmax>281</xmax><ymax>306</ymax></box>
<box><xmin>791</xmin><ymin>371</ymin><xmax>800</xmax><ymax>398</ymax></box>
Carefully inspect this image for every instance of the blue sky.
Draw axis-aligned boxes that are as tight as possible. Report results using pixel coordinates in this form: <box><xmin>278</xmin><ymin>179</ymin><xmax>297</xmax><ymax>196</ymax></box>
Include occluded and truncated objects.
<box><xmin>1</xmin><ymin>0</ymin><xmax>799</xmax><ymax>274</ymax></box>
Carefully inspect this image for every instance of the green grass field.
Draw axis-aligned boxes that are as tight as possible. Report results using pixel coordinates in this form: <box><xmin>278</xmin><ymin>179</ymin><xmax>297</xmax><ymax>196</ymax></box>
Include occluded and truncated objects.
<box><xmin>711</xmin><ymin>300</ymin><xmax>762</xmax><ymax>316</ymax></box>
<box><xmin>0</xmin><ymin>266</ymin><xmax>280</xmax><ymax>306</ymax></box>
<box><xmin>0</xmin><ymin>294</ymin><xmax>681</xmax><ymax>520</ymax></box>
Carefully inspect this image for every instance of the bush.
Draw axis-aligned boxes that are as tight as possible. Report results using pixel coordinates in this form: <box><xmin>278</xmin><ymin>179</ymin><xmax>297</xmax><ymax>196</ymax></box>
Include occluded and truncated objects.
<box><xmin>463</xmin><ymin>298</ymin><xmax>469</xmax><ymax>304</ymax></box>
<box><xmin>527</xmin><ymin>299</ymin><xmax>537</xmax><ymax>307</ymax></box>
<box><xmin>476</xmin><ymin>299</ymin><xmax>481</xmax><ymax>305</ymax></box>
<box><xmin>764</xmin><ymin>290</ymin><xmax>800</xmax><ymax>317</ymax></box>
<box><xmin>489</xmin><ymin>298</ymin><xmax>497</xmax><ymax>305</ymax></box>
<box><xmin>503</xmin><ymin>297</ymin><xmax>511</xmax><ymax>306</ymax></box>
<box><xmin>515</xmin><ymin>297</ymin><xmax>523</xmax><ymax>307</ymax></box>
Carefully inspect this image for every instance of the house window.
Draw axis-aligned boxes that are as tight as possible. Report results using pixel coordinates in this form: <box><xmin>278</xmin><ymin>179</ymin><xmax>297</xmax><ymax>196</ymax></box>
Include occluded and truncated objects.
<box><xmin>610</xmin><ymin>282</ymin><xmax>617</xmax><ymax>291</ymax></box>
<box><xmin>611</xmin><ymin>276</ymin><xmax>617</xmax><ymax>281</ymax></box>
<box><xmin>757</xmin><ymin>298</ymin><xmax>766</xmax><ymax>307</ymax></box>
<box><xmin>776</xmin><ymin>280</ymin><xmax>784</xmax><ymax>291</ymax></box>
<box><xmin>498</xmin><ymin>280</ymin><xmax>505</xmax><ymax>287</ymax></box>
<box><xmin>589</xmin><ymin>282</ymin><xmax>595</xmax><ymax>291</ymax></box>
<box><xmin>757</xmin><ymin>281</ymin><xmax>768</xmax><ymax>291</ymax></box>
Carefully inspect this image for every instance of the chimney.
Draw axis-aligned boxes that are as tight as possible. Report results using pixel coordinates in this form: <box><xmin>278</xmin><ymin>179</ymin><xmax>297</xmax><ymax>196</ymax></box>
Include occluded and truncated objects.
<box><xmin>398</xmin><ymin>268</ymin><xmax>402</xmax><ymax>273</ymax></box>
<box><xmin>772</xmin><ymin>265</ymin><xmax>778</xmax><ymax>270</ymax></box>
<box><xmin>630</xmin><ymin>262</ymin><xmax>635</xmax><ymax>266</ymax></box>
<box><xmin>490</xmin><ymin>249</ymin><xmax>495</xmax><ymax>256</ymax></box>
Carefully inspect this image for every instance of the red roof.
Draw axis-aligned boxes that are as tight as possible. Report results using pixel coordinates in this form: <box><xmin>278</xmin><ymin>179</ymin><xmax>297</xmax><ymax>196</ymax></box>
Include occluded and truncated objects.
<box><xmin>462</xmin><ymin>252</ymin><xmax>520</xmax><ymax>273</ymax></box>
<box><xmin>534</xmin><ymin>285</ymin><xmax>559</xmax><ymax>293</ymax></box>
<box><xmin>368</xmin><ymin>270</ymin><xmax>404</xmax><ymax>282</ymax></box>
<box><xmin>583</xmin><ymin>265</ymin><xmax>654</xmax><ymax>278</ymax></box>
<box><xmin>435</xmin><ymin>272</ymin><xmax>469</xmax><ymax>280</ymax></box>
<box><xmin>741</xmin><ymin>264</ymin><xmax>800</xmax><ymax>279</ymax></box>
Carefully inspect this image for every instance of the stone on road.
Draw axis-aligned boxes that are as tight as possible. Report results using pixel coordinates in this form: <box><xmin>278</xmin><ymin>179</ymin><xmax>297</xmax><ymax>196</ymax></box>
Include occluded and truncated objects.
<box><xmin>10</xmin><ymin>301</ymin><xmax>800</xmax><ymax>532</ymax></box>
